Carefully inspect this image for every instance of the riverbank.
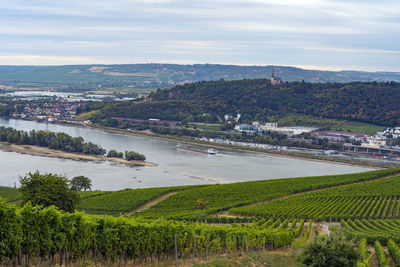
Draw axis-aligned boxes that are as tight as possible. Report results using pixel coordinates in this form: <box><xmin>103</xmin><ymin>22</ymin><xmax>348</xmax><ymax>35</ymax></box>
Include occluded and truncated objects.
<box><xmin>1</xmin><ymin>117</ymin><xmax>394</xmax><ymax>168</ymax></box>
<box><xmin>85</xmin><ymin>124</ymin><xmax>399</xmax><ymax>169</ymax></box>
<box><xmin>0</xmin><ymin>142</ymin><xmax>157</xmax><ymax>167</ymax></box>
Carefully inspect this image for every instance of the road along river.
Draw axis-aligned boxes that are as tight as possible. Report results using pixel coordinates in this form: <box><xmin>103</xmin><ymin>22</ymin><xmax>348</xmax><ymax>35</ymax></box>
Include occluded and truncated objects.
<box><xmin>0</xmin><ymin>118</ymin><xmax>373</xmax><ymax>190</ymax></box>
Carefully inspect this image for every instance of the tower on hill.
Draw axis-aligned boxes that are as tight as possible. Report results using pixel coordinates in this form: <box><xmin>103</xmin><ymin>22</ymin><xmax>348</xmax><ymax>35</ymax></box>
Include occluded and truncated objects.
<box><xmin>270</xmin><ymin>70</ymin><xmax>282</xmax><ymax>85</ymax></box>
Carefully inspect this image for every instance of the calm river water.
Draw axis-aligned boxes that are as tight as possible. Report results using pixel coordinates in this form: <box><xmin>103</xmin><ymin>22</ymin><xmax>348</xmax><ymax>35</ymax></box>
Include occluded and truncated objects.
<box><xmin>0</xmin><ymin>118</ymin><xmax>373</xmax><ymax>190</ymax></box>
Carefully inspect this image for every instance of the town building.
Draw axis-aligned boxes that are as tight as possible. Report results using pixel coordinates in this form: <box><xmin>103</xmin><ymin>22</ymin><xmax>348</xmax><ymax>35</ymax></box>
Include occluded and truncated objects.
<box><xmin>235</xmin><ymin>122</ymin><xmax>316</xmax><ymax>136</ymax></box>
<box><xmin>361</xmin><ymin>136</ymin><xmax>387</xmax><ymax>149</ymax></box>
<box><xmin>234</xmin><ymin>124</ymin><xmax>259</xmax><ymax>133</ymax></box>
<box><xmin>312</xmin><ymin>130</ymin><xmax>370</xmax><ymax>142</ymax></box>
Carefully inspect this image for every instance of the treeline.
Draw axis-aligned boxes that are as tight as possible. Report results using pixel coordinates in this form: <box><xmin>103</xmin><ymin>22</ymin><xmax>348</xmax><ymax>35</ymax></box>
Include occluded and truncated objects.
<box><xmin>88</xmin><ymin>79</ymin><xmax>400</xmax><ymax>126</ymax></box>
<box><xmin>0</xmin><ymin>126</ymin><xmax>146</xmax><ymax>160</ymax></box>
<box><xmin>0</xmin><ymin>103</ymin><xmax>14</xmax><ymax>117</ymax></box>
<box><xmin>0</xmin><ymin>126</ymin><xmax>105</xmax><ymax>155</ymax></box>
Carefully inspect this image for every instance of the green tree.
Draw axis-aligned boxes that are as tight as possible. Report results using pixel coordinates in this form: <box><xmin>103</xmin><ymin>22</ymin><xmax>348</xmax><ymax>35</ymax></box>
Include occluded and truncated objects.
<box><xmin>107</xmin><ymin>149</ymin><xmax>123</xmax><ymax>158</ymax></box>
<box><xmin>124</xmin><ymin>150</ymin><xmax>146</xmax><ymax>161</ymax></box>
<box><xmin>70</xmin><ymin>176</ymin><xmax>92</xmax><ymax>191</ymax></box>
<box><xmin>299</xmin><ymin>232</ymin><xmax>360</xmax><ymax>267</ymax></box>
<box><xmin>19</xmin><ymin>171</ymin><xmax>80</xmax><ymax>212</ymax></box>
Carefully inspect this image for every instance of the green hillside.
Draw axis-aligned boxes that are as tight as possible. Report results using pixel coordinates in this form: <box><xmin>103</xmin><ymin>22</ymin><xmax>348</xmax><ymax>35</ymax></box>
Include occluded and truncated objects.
<box><xmin>90</xmin><ymin>79</ymin><xmax>400</xmax><ymax>127</ymax></box>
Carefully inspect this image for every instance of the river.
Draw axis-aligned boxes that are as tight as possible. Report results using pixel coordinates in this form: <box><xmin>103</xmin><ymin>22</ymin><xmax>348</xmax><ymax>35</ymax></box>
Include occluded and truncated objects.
<box><xmin>0</xmin><ymin>118</ymin><xmax>374</xmax><ymax>190</ymax></box>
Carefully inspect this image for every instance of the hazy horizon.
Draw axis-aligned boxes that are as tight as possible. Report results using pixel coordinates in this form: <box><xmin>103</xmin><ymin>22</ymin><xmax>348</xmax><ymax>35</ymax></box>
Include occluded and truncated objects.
<box><xmin>1</xmin><ymin>0</ymin><xmax>399</xmax><ymax>72</ymax></box>
<box><xmin>0</xmin><ymin>62</ymin><xmax>398</xmax><ymax>74</ymax></box>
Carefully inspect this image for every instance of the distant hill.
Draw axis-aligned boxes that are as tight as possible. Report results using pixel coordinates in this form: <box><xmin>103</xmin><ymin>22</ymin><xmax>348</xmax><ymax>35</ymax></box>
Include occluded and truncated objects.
<box><xmin>89</xmin><ymin>79</ymin><xmax>400</xmax><ymax>127</ymax></box>
<box><xmin>1</xmin><ymin>64</ymin><xmax>400</xmax><ymax>89</ymax></box>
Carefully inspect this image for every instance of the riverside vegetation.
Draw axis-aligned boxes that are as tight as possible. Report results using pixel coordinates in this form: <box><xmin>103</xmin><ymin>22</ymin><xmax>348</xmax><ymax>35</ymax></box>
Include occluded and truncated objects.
<box><xmin>0</xmin><ymin>126</ymin><xmax>146</xmax><ymax>161</ymax></box>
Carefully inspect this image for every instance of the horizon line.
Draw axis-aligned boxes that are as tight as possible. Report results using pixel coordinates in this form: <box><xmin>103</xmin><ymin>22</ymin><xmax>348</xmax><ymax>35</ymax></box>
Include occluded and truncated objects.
<box><xmin>0</xmin><ymin>62</ymin><xmax>398</xmax><ymax>74</ymax></box>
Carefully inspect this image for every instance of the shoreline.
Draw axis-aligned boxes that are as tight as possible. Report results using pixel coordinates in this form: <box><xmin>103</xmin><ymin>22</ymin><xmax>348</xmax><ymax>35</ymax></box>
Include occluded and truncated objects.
<box><xmin>2</xmin><ymin>117</ymin><xmax>397</xmax><ymax>169</ymax></box>
<box><xmin>0</xmin><ymin>142</ymin><xmax>157</xmax><ymax>167</ymax></box>
<box><xmin>85</xmin><ymin>124</ymin><xmax>396</xmax><ymax>169</ymax></box>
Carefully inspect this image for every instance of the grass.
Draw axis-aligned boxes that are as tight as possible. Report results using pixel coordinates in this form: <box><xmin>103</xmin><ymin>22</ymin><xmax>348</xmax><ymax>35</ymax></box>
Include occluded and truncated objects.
<box><xmin>186</xmin><ymin>123</ymin><xmax>222</xmax><ymax>131</ymax></box>
<box><xmin>192</xmin><ymin>251</ymin><xmax>299</xmax><ymax>267</ymax></box>
<box><xmin>277</xmin><ymin>114</ymin><xmax>383</xmax><ymax>135</ymax></box>
<box><xmin>76</xmin><ymin>110</ymin><xmax>100</xmax><ymax>120</ymax></box>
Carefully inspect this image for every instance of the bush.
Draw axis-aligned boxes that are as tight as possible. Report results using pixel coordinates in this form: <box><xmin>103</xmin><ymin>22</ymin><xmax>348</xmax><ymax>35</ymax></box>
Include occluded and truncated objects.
<box><xmin>299</xmin><ymin>232</ymin><xmax>360</xmax><ymax>267</ymax></box>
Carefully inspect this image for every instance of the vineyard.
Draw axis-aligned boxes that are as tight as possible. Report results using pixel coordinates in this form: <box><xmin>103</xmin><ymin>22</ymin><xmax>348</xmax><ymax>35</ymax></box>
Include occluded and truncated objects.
<box><xmin>341</xmin><ymin>221</ymin><xmax>400</xmax><ymax>266</ymax></box>
<box><xmin>341</xmin><ymin>219</ymin><xmax>400</xmax><ymax>244</ymax></box>
<box><xmin>136</xmin><ymin>168</ymin><xmax>400</xmax><ymax>219</ymax></box>
<box><xmin>0</xmin><ymin>199</ymin><xmax>311</xmax><ymax>266</ymax></box>
<box><xmin>230</xmin><ymin>174</ymin><xmax>400</xmax><ymax>221</ymax></box>
<box><xmin>1</xmin><ymin>169</ymin><xmax>398</xmax><ymax>219</ymax></box>
<box><xmin>2</xmin><ymin>169</ymin><xmax>400</xmax><ymax>265</ymax></box>
<box><xmin>76</xmin><ymin>186</ymin><xmax>197</xmax><ymax>215</ymax></box>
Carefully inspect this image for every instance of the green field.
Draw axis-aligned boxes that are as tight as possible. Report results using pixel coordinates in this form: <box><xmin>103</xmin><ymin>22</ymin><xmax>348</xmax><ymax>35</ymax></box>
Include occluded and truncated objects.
<box><xmin>136</xmin><ymin>168</ymin><xmax>400</xmax><ymax>219</ymax></box>
<box><xmin>277</xmin><ymin>113</ymin><xmax>383</xmax><ymax>135</ymax></box>
<box><xmin>77</xmin><ymin>186</ymin><xmax>198</xmax><ymax>215</ymax></box>
<box><xmin>230</xmin><ymin>175</ymin><xmax>400</xmax><ymax>220</ymax></box>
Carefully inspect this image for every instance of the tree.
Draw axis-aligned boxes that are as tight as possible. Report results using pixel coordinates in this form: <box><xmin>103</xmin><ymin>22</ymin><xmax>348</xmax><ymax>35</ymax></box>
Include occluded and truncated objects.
<box><xmin>70</xmin><ymin>176</ymin><xmax>92</xmax><ymax>191</ymax></box>
<box><xmin>107</xmin><ymin>149</ymin><xmax>123</xmax><ymax>158</ymax></box>
<box><xmin>299</xmin><ymin>232</ymin><xmax>360</xmax><ymax>267</ymax></box>
<box><xmin>124</xmin><ymin>150</ymin><xmax>146</xmax><ymax>161</ymax></box>
<box><xmin>195</xmin><ymin>198</ymin><xmax>209</xmax><ymax>210</ymax></box>
<box><xmin>19</xmin><ymin>171</ymin><xmax>80</xmax><ymax>212</ymax></box>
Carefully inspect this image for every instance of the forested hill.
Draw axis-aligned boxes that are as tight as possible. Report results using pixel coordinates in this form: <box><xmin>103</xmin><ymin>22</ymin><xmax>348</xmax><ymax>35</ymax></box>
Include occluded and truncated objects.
<box><xmin>90</xmin><ymin>79</ymin><xmax>400</xmax><ymax>126</ymax></box>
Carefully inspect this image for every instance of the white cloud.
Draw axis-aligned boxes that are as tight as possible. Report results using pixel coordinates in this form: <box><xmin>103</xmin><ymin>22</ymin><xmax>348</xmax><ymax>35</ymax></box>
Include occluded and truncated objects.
<box><xmin>0</xmin><ymin>0</ymin><xmax>399</xmax><ymax>71</ymax></box>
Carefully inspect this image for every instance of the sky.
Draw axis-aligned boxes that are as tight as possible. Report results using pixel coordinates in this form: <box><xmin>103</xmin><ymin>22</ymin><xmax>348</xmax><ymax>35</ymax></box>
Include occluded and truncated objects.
<box><xmin>0</xmin><ymin>0</ymin><xmax>399</xmax><ymax>71</ymax></box>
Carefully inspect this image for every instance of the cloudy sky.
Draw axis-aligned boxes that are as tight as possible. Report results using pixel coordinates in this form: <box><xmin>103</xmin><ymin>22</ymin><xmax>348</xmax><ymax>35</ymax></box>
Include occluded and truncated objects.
<box><xmin>0</xmin><ymin>0</ymin><xmax>399</xmax><ymax>71</ymax></box>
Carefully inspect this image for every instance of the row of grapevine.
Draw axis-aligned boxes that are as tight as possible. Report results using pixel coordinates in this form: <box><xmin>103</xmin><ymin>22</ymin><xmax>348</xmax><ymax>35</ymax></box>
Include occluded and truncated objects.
<box><xmin>231</xmin><ymin>196</ymin><xmax>400</xmax><ymax>221</ymax></box>
<box><xmin>175</xmin><ymin>216</ymin><xmax>256</xmax><ymax>224</ymax></box>
<box><xmin>356</xmin><ymin>238</ymin><xmax>371</xmax><ymax>267</ymax></box>
<box><xmin>138</xmin><ymin>168</ymin><xmax>400</xmax><ymax>218</ymax></box>
<box><xmin>387</xmin><ymin>239</ymin><xmax>400</xmax><ymax>266</ymax></box>
<box><xmin>374</xmin><ymin>241</ymin><xmax>390</xmax><ymax>267</ymax></box>
<box><xmin>293</xmin><ymin>220</ymin><xmax>312</xmax><ymax>248</ymax></box>
<box><xmin>77</xmin><ymin>186</ymin><xmax>196</xmax><ymax>215</ymax></box>
<box><xmin>341</xmin><ymin>219</ymin><xmax>400</xmax><ymax>244</ymax></box>
<box><xmin>0</xmin><ymin>200</ymin><xmax>305</xmax><ymax>266</ymax></box>
<box><xmin>231</xmin><ymin>173</ymin><xmax>400</xmax><ymax>221</ymax></box>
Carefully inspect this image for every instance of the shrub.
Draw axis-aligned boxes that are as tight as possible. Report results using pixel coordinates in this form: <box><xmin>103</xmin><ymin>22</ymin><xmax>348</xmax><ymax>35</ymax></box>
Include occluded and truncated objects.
<box><xmin>299</xmin><ymin>232</ymin><xmax>360</xmax><ymax>267</ymax></box>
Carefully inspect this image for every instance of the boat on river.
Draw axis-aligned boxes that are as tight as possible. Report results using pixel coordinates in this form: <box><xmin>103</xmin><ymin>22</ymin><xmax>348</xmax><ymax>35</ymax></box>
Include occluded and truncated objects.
<box><xmin>177</xmin><ymin>144</ymin><xmax>217</xmax><ymax>154</ymax></box>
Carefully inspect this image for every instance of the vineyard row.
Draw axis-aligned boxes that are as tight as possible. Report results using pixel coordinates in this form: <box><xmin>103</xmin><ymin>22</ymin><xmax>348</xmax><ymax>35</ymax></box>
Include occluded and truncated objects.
<box><xmin>231</xmin><ymin>195</ymin><xmax>400</xmax><ymax>221</ymax></box>
<box><xmin>0</xmin><ymin>200</ymin><xmax>310</xmax><ymax>266</ymax></box>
